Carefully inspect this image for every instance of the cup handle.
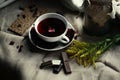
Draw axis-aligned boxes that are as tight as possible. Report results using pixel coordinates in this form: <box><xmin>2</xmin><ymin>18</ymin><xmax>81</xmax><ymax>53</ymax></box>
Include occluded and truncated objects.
<box><xmin>59</xmin><ymin>35</ymin><xmax>70</xmax><ymax>44</ymax></box>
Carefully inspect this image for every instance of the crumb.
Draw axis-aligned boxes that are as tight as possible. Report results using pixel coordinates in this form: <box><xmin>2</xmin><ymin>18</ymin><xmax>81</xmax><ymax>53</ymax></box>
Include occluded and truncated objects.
<box><xmin>18</xmin><ymin>45</ymin><xmax>23</xmax><ymax>53</ymax></box>
<box><xmin>9</xmin><ymin>41</ymin><xmax>15</xmax><ymax>45</ymax></box>
<box><xmin>17</xmin><ymin>14</ymin><xmax>20</xmax><ymax>17</ymax></box>
<box><xmin>19</xmin><ymin>6</ymin><xmax>24</xmax><ymax>11</ymax></box>
<box><xmin>22</xmin><ymin>14</ymin><xmax>26</xmax><ymax>19</ymax></box>
<box><xmin>16</xmin><ymin>46</ymin><xmax>19</xmax><ymax>49</ymax></box>
<box><xmin>32</xmin><ymin>8</ymin><xmax>38</xmax><ymax>17</ymax></box>
<box><xmin>28</xmin><ymin>4</ymin><xmax>36</xmax><ymax>10</ymax></box>
<box><xmin>17</xmin><ymin>24</ymin><xmax>21</xmax><ymax>28</ymax></box>
<box><xmin>29</xmin><ymin>5</ymin><xmax>36</xmax><ymax>12</ymax></box>
<box><xmin>74</xmin><ymin>34</ymin><xmax>78</xmax><ymax>39</ymax></box>
<box><xmin>56</xmin><ymin>11</ymin><xmax>64</xmax><ymax>16</ymax></box>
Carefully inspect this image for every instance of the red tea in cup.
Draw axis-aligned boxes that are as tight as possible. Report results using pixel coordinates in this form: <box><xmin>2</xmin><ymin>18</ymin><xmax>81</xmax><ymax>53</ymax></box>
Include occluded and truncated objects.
<box><xmin>33</xmin><ymin>13</ymin><xmax>70</xmax><ymax>44</ymax></box>
<box><xmin>37</xmin><ymin>18</ymin><xmax>66</xmax><ymax>37</ymax></box>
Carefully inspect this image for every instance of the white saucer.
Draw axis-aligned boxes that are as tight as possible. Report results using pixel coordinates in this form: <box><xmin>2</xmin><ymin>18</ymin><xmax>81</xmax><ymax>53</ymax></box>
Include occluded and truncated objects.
<box><xmin>28</xmin><ymin>22</ymin><xmax>75</xmax><ymax>51</ymax></box>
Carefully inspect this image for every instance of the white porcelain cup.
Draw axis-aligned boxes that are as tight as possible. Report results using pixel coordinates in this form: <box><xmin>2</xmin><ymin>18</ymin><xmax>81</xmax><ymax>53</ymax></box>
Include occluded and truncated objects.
<box><xmin>33</xmin><ymin>13</ymin><xmax>70</xmax><ymax>44</ymax></box>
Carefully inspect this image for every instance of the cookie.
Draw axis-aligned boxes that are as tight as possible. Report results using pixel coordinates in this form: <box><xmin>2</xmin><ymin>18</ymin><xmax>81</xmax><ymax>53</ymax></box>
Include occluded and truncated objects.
<box><xmin>8</xmin><ymin>5</ymin><xmax>48</xmax><ymax>36</ymax></box>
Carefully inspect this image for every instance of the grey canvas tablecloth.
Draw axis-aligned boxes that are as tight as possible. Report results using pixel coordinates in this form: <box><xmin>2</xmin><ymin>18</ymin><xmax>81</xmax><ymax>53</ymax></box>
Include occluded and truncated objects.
<box><xmin>1</xmin><ymin>31</ymin><xmax>120</xmax><ymax>80</ymax></box>
<box><xmin>0</xmin><ymin>0</ymin><xmax>120</xmax><ymax>80</ymax></box>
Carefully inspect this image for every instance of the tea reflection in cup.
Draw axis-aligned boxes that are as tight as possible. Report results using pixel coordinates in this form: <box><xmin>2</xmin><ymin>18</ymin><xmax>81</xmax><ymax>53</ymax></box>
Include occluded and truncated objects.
<box><xmin>33</xmin><ymin>13</ymin><xmax>70</xmax><ymax>44</ymax></box>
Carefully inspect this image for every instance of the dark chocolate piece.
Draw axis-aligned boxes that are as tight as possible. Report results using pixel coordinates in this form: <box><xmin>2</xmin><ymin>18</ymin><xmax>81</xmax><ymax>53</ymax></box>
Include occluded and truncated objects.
<box><xmin>40</xmin><ymin>61</ymin><xmax>52</xmax><ymax>69</ymax></box>
<box><xmin>40</xmin><ymin>60</ymin><xmax>61</xmax><ymax>69</ymax></box>
<box><xmin>53</xmin><ymin>62</ymin><xmax>63</xmax><ymax>74</ymax></box>
<box><xmin>61</xmin><ymin>52</ymin><xmax>71</xmax><ymax>74</ymax></box>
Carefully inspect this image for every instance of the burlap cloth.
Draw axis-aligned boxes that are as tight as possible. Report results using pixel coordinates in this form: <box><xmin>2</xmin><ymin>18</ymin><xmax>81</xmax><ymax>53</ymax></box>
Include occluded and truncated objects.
<box><xmin>0</xmin><ymin>0</ymin><xmax>120</xmax><ymax>80</ymax></box>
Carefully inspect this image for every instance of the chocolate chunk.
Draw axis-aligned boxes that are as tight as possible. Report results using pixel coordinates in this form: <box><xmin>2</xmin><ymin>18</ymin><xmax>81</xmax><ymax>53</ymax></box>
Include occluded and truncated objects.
<box><xmin>53</xmin><ymin>62</ymin><xmax>63</xmax><ymax>74</ymax></box>
<box><xmin>40</xmin><ymin>61</ymin><xmax>52</xmax><ymax>69</ymax></box>
<box><xmin>17</xmin><ymin>24</ymin><xmax>21</xmax><ymax>28</ymax></box>
<box><xmin>9</xmin><ymin>41</ymin><xmax>14</xmax><ymax>45</ymax></box>
<box><xmin>66</xmin><ymin>29</ymin><xmax>75</xmax><ymax>40</ymax></box>
<box><xmin>63</xmin><ymin>61</ymin><xmax>71</xmax><ymax>74</ymax></box>
<box><xmin>61</xmin><ymin>52</ymin><xmax>71</xmax><ymax>74</ymax></box>
<box><xmin>40</xmin><ymin>60</ymin><xmax>61</xmax><ymax>69</ymax></box>
<box><xmin>61</xmin><ymin>52</ymin><xmax>69</xmax><ymax>62</ymax></box>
